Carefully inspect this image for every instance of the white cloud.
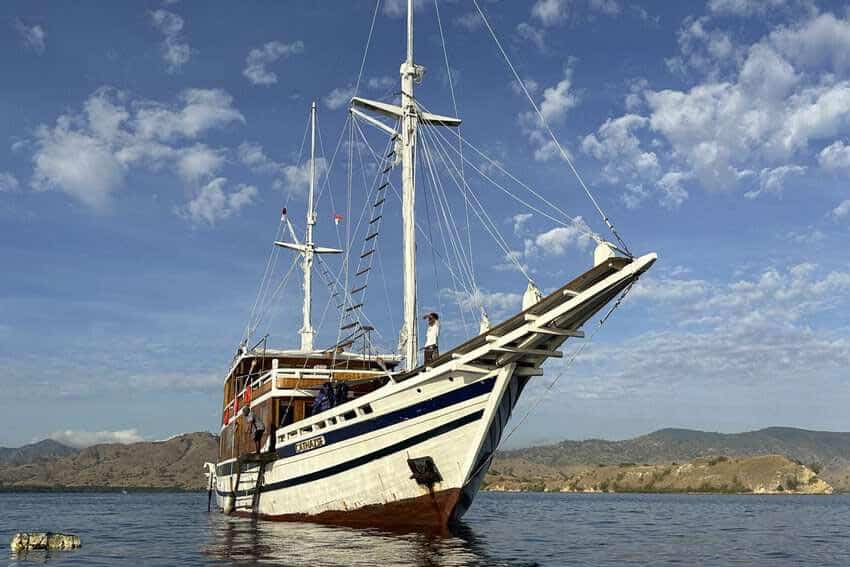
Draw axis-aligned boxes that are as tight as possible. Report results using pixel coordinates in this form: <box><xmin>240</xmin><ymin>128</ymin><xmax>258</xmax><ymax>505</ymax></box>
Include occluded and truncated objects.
<box><xmin>818</xmin><ymin>140</ymin><xmax>850</xmax><ymax>169</ymax></box>
<box><xmin>243</xmin><ymin>40</ymin><xmax>305</xmax><ymax>86</ymax></box>
<box><xmin>589</xmin><ymin>0</ymin><xmax>621</xmax><ymax>16</ymax></box>
<box><xmin>785</xmin><ymin>227</ymin><xmax>826</xmax><ymax>244</ymax></box>
<box><xmin>582</xmin><ymin>114</ymin><xmax>689</xmax><ymax>208</ymax></box>
<box><xmin>133</xmin><ymin>89</ymin><xmax>244</xmax><ymax>141</ymax></box>
<box><xmin>582</xmin><ymin>114</ymin><xmax>658</xmax><ymax>181</ymax></box>
<box><xmin>707</xmin><ymin>0</ymin><xmax>790</xmax><ymax>16</ymax></box>
<box><xmin>770</xmin><ymin>13</ymin><xmax>850</xmax><ymax>73</ymax></box>
<box><xmin>833</xmin><ymin>199</ymin><xmax>850</xmax><ymax>219</ymax></box>
<box><xmin>367</xmin><ymin>76</ymin><xmax>395</xmax><ymax>90</ymax></box>
<box><xmin>745</xmin><ymin>164</ymin><xmax>806</xmax><ymax>199</ymax></box>
<box><xmin>455</xmin><ymin>11</ymin><xmax>483</xmax><ymax>31</ymax></box>
<box><xmin>176</xmin><ymin>144</ymin><xmax>226</xmax><ymax>183</ymax></box>
<box><xmin>31</xmin><ymin>118</ymin><xmax>126</xmax><ymax>211</ymax></box>
<box><xmin>0</xmin><ymin>172</ymin><xmax>20</xmax><ymax>192</ymax></box>
<box><xmin>511</xmin><ymin>212</ymin><xmax>534</xmax><ymax>235</ymax></box>
<box><xmin>573</xmin><ymin>11</ymin><xmax>850</xmax><ymax>210</ymax></box>
<box><xmin>49</xmin><ymin>429</ymin><xmax>144</xmax><ymax>448</ymax></box>
<box><xmin>628</xmin><ymin>274</ymin><xmax>708</xmax><ymax>302</ymax></box>
<box><xmin>324</xmin><ymin>86</ymin><xmax>355</xmax><ymax>110</ymax></box>
<box><xmin>531</xmin><ymin>221</ymin><xmax>593</xmax><ymax>256</ymax></box>
<box><xmin>532</xmin><ymin>0</ymin><xmax>569</xmax><ymax>27</ymax></box>
<box><xmin>277</xmin><ymin>158</ymin><xmax>328</xmax><ymax>195</ymax></box>
<box><xmin>149</xmin><ymin>9</ymin><xmax>191</xmax><ymax>73</ymax></box>
<box><xmin>28</xmin><ymin>88</ymin><xmax>244</xmax><ymax>212</ymax></box>
<box><xmin>578</xmin><ymin>263</ymin><xmax>850</xmax><ymax>398</ymax></box>
<box><xmin>444</xmin><ymin>288</ymin><xmax>523</xmax><ymax>319</ymax></box>
<box><xmin>512</xmin><ymin>79</ymin><xmax>540</xmax><ymax>96</ymax></box>
<box><xmin>519</xmin><ymin>68</ymin><xmax>579</xmax><ymax>161</ymax></box>
<box><xmin>181</xmin><ymin>177</ymin><xmax>257</xmax><ymax>225</ymax></box>
<box><xmin>516</xmin><ymin>23</ymin><xmax>546</xmax><ymax>52</ymax></box>
<box><xmin>16</xmin><ymin>20</ymin><xmax>46</xmax><ymax>54</ymax></box>
<box><xmin>238</xmin><ymin>141</ymin><xmax>277</xmax><ymax>172</ymax></box>
<box><xmin>383</xmin><ymin>0</ymin><xmax>426</xmax><ymax>18</ymax></box>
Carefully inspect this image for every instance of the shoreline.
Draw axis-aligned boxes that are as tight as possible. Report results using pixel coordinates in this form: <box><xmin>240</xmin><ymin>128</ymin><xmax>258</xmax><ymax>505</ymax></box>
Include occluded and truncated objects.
<box><xmin>0</xmin><ymin>486</ymin><xmax>204</xmax><ymax>494</ymax></box>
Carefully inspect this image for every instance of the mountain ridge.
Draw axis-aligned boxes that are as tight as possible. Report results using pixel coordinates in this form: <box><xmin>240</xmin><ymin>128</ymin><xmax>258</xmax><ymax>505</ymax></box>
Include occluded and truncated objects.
<box><xmin>0</xmin><ymin>439</ymin><xmax>79</xmax><ymax>466</ymax></box>
<box><xmin>1</xmin><ymin>426</ymin><xmax>848</xmax><ymax>492</ymax></box>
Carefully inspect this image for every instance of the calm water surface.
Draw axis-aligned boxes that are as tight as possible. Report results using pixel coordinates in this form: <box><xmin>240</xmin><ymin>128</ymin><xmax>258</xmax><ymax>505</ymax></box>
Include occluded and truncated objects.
<box><xmin>1</xmin><ymin>492</ymin><xmax>848</xmax><ymax>566</ymax></box>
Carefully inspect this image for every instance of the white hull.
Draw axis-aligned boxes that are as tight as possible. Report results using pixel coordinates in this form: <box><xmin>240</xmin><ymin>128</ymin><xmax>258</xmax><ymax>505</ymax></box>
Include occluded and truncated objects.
<box><xmin>213</xmin><ymin>253</ymin><xmax>656</xmax><ymax>528</ymax></box>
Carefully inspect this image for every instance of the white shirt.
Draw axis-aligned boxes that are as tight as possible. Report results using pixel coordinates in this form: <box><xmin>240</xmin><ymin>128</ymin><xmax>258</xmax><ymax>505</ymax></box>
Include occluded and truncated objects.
<box><xmin>424</xmin><ymin>321</ymin><xmax>440</xmax><ymax>348</ymax></box>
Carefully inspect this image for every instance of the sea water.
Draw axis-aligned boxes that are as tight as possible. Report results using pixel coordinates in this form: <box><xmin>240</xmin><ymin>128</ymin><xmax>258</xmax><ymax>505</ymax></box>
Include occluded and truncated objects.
<box><xmin>1</xmin><ymin>492</ymin><xmax>848</xmax><ymax>566</ymax></box>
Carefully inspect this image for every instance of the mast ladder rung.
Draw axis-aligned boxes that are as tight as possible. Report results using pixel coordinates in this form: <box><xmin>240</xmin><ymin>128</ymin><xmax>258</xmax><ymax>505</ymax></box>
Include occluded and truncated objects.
<box><xmin>345</xmin><ymin>303</ymin><xmax>364</xmax><ymax>312</ymax></box>
<box><xmin>360</xmin><ymin>249</ymin><xmax>375</xmax><ymax>259</ymax></box>
<box><xmin>373</xmin><ymin>198</ymin><xmax>386</xmax><ymax>208</ymax></box>
<box><xmin>382</xmin><ymin>165</ymin><xmax>393</xmax><ymax>174</ymax></box>
<box><xmin>369</xmin><ymin>215</ymin><xmax>382</xmax><ymax>225</ymax></box>
<box><xmin>356</xmin><ymin>267</ymin><xmax>371</xmax><ymax>276</ymax></box>
<box><xmin>365</xmin><ymin>232</ymin><xmax>379</xmax><ymax>241</ymax></box>
<box><xmin>377</xmin><ymin>182</ymin><xmax>389</xmax><ymax>191</ymax></box>
<box><xmin>336</xmin><ymin>303</ymin><xmax>345</xmax><ymax>309</ymax></box>
<box><xmin>341</xmin><ymin>322</ymin><xmax>360</xmax><ymax>331</ymax></box>
<box><xmin>351</xmin><ymin>285</ymin><xmax>367</xmax><ymax>294</ymax></box>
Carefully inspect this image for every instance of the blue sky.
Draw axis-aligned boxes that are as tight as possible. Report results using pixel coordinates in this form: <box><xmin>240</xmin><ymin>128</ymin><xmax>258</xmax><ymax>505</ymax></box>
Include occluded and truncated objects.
<box><xmin>2</xmin><ymin>0</ymin><xmax>850</xmax><ymax>448</ymax></box>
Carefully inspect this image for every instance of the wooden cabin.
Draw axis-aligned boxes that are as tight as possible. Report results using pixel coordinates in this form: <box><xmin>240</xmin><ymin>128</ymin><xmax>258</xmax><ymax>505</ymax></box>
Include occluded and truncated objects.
<box><xmin>219</xmin><ymin>349</ymin><xmax>400</xmax><ymax>461</ymax></box>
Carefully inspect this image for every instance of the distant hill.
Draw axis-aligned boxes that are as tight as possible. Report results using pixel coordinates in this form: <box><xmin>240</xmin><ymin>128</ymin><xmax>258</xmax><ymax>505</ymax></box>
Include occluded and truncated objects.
<box><xmin>496</xmin><ymin>427</ymin><xmax>850</xmax><ymax>491</ymax></box>
<box><xmin>0</xmin><ymin>439</ymin><xmax>79</xmax><ymax>466</ymax></box>
<box><xmin>486</xmin><ymin>454</ymin><xmax>833</xmax><ymax>494</ymax></box>
<box><xmin>0</xmin><ymin>432</ymin><xmax>217</xmax><ymax>491</ymax></box>
<box><xmin>2</xmin><ymin>427</ymin><xmax>848</xmax><ymax>492</ymax></box>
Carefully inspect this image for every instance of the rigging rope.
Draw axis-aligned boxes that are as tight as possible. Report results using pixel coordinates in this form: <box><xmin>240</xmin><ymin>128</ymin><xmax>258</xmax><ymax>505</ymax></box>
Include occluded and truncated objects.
<box><xmin>471</xmin><ymin>0</ymin><xmax>631</xmax><ymax>256</ymax></box>
<box><xmin>463</xmin><ymin>279</ymin><xmax>637</xmax><ymax>488</ymax></box>
<box><xmin>417</xmin><ymin>100</ymin><xmax>600</xmax><ymax>243</ymax></box>
<box><xmin>433</xmin><ymin>0</ymin><xmax>479</xmax><ymax>307</ymax></box>
<box><xmin>419</xmin><ymin>124</ymin><xmax>535</xmax><ymax>282</ymax></box>
<box><xmin>353</xmin><ymin>0</ymin><xmax>382</xmax><ymax>97</ymax></box>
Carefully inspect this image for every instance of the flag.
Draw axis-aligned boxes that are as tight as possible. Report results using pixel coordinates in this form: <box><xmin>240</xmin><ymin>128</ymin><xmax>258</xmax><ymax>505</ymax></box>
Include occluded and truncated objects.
<box><xmin>280</xmin><ymin>207</ymin><xmax>287</xmax><ymax>222</ymax></box>
<box><xmin>334</xmin><ymin>213</ymin><xmax>344</xmax><ymax>225</ymax></box>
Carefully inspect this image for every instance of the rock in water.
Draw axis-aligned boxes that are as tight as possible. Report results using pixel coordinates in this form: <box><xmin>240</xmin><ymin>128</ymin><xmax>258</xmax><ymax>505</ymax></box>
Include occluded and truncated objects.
<box><xmin>10</xmin><ymin>532</ymin><xmax>81</xmax><ymax>552</ymax></box>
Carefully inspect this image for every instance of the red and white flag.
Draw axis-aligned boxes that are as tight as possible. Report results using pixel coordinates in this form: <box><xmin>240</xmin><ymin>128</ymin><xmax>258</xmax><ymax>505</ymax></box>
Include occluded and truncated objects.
<box><xmin>334</xmin><ymin>213</ymin><xmax>344</xmax><ymax>226</ymax></box>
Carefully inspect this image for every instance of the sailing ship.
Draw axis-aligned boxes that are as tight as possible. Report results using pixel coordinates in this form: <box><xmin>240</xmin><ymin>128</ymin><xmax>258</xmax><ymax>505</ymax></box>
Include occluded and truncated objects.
<box><xmin>209</xmin><ymin>1</ymin><xmax>656</xmax><ymax>529</ymax></box>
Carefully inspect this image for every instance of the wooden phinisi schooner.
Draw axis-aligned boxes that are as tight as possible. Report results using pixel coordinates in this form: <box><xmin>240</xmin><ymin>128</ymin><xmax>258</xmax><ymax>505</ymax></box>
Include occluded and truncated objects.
<box><xmin>207</xmin><ymin>0</ymin><xmax>656</xmax><ymax>528</ymax></box>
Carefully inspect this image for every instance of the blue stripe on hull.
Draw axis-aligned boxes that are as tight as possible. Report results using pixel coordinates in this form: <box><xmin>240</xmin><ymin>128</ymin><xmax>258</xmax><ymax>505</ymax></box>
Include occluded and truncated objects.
<box><xmin>450</xmin><ymin>373</ymin><xmax>530</xmax><ymax>523</ymax></box>
<box><xmin>218</xmin><ymin>409</ymin><xmax>485</xmax><ymax>499</ymax></box>
<box><xmin>217</xmin><ymin>376</ymin><xmax>495</xmax><ymax>477</ymax></box>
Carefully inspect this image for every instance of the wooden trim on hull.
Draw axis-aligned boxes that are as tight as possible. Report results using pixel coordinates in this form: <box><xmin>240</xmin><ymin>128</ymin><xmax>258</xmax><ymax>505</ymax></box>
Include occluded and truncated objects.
<box><xmin>231</xmin><ymin>487</ymin><xmax>463</xmax><ymax>531</ymax></box>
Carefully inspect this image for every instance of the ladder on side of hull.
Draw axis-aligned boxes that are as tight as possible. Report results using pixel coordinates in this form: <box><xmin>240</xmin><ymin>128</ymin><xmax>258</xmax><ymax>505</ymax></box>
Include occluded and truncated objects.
<box><xmin>232</xmin><ymin>452</ymin><xmax>277</xmax><ymax>516</ymax></box>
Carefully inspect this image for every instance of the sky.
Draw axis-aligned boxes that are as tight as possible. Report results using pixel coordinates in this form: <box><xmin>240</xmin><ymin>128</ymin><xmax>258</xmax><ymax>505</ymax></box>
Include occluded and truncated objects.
<box><xmin>2</xmin><ymin>0</ymin><xmax>850</xmax><ymax>449</ymax></box>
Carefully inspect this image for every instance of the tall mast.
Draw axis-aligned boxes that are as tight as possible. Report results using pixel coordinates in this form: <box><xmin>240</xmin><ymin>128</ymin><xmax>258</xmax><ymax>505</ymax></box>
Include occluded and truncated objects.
<box><xmin>400</xmin><ymin>0</ymin><xmax>418</xmax><ymax>370</ymax></box>
<box><xmin>300</xmin><ymin>101</ymin><xmax>318</xmax><ymax>351</ymax></box>
<box><xmin>348</xmin><ymin>0</ymin><xmax>460</xmax><ymax>368</ymax></box>
<box><xmin>274</xmin><ymin>103</ymin><xmax>340</xmax><ymax>352</ymax></box>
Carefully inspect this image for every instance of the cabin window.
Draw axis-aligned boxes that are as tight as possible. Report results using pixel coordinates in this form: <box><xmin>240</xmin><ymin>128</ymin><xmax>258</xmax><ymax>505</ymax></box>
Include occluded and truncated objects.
<box><xmin>278</xmin><ymin>402</ymin><xmax>294</xmax><ymax>429</ymax></box>
<box><xmin>359</xmin><ymin>404</ymin><xmax>373</xmax><ymax>415</ymax></box>
<box><xmin>342</xmin><ymin>410</ymin><xmax>357</xmax><ymax>421</ymax></box>
<box><xmin>300</xmin><ymin>426</ymin><xmax>313</xmax><ymax>435</ymax></box>
<box><xmin>326</xmin><ymin>417</ymin><xmax>337</xmax><ymax>426</ymax></box>
<box><xmin>316</xmin><ymin>421</ymin><xmax>326</xmax><ymax>429</ymax></box>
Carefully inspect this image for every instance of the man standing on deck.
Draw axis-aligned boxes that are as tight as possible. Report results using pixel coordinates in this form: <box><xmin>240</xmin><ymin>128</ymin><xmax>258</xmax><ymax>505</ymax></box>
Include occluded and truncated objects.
<box><xmin>423</xmin><ymin>312</ymin><xmax>440</xmax><ymax>365</ymax></box>
<box><xmin>240</xmin><ymin>406</ymin><xmax>266</xmax><ymax>454</ymax></box>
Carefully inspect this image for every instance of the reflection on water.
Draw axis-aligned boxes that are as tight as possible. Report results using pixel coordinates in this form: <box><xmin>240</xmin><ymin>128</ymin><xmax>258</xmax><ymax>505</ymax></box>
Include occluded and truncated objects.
<box><xmin>203</xmin><ymin>515</ymin><xmax>531</xmax><ymax>567</ymax></box>
<box><xmin>2</xmin><ymin>492</ymin><xmax>850</xmax><ymax>566</ymax></box>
